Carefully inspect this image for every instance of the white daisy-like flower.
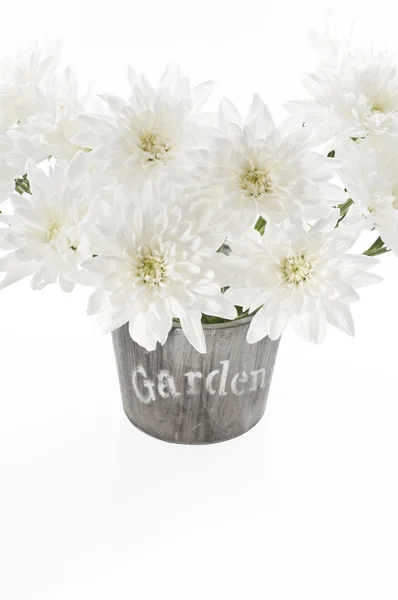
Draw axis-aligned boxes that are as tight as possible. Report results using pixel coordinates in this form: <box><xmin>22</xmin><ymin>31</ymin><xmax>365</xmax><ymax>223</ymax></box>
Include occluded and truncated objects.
<box><xmin>285</xmin><ymin>19</ymin><xmax>398</xmax><ymax>145</ymax></box>
<box><xmin>0</xmin><ymin>38</ymin><xmax>61</xmax><ymax>132</ymax></box>
<box><xmin>0</xmin><ymin>134</ymin><xmax>28</xmax><ymax>203</ymax></box>
<box><xmin>225</xmin><ymin>211</ymin><xmax>381</xmax><ymax>344</ymax></box>
<box><xmin>0</xmin><ymin>131</ymin><xmax>45</xmax><ymax>203</ymax></box>
<box><xmin>82</xmin><ymin>180</ymin><xmax>237</xmax><ymax>353</ymax></box>
<box><xmin>339</xmin><ymin>135</ymin><xmax>398</xmax><ymax>254</ymax></box>
<box><xmin>306</xmin><ymin>13</ymin><xmax>380</xmax><ymax>69</ymax></box>
<box><xmin>20</xmin><ymin>66</ymin><xmax>95</xmax><ymax>160</ymax></box>
<box><xmin>72</xmin><ymin>64</ymin><xmax>215</xmax><ymax>187</ymax></box>
<box><xmin>192</xmin><ymin>95</ymin><xmax>344</xmax><ymax>228</ymax></box>
<box><xmin>0</xmin><ymin>152</ymin><xmax>98</xmax><ymax>292</ymax></box>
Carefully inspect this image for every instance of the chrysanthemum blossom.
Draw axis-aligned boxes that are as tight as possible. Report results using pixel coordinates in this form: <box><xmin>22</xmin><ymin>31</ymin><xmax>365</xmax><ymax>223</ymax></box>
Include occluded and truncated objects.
<box><xmin>192</xmin><ymin>95</ymin><xmax>344</xmax><ymax>228</ymax></box>
<box><xmin>306</xmin><ymin>13</ymin><xmax>387</xmax><ymax>69</ymax></box>
<box><xmin>20</xmin><ymin>66</ymin><xmax>96</xmax><ymax>160</ymax></box>
<box><xmin>71</xmin><ymin>64</ymin><xmax>215</xmax><ymax>187</ymax></box>
<box><xmin>0</xmin><ymin>152</ymin><xmax>98</xmax><ymax>292</ymax></box>
<box><xmin>339</xmin><ymin>136</ymin><xmax>398</xmax><ymax>254</ymax></box>
<box><xmin>0</xmin><ymin>132</ymin><xmax>46</xmax><ymax>203</ymax></box>
<box><xmin>285</xmin><ymin>20</ymin><xmax>398</xmax><ymax>145</ymax></box>
<box><xmin>0</xmin><ymin>38</ymin><xmax>61</xmax><ymax>132</ymax></box>
<box><xmin>225</xmin><ymin>212</ymin><xmax>381</xmax><ymax>344</ymax></box>
<box><xmin>82</xmin><ymin>180</ymin><xmax>237</xmax><ymax>353</ymax></box>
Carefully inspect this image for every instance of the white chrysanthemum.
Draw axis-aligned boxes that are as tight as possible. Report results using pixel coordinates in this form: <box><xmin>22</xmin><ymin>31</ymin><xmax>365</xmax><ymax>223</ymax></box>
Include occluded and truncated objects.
<box><xmin>225</xmin><ymin>212</ymin><xmax>381</xmax><ymax>344</ymax></box>
<box><xmin>0</xmin><ymin>131</ymin><xmax>46</xmax><ymax>203</ymax></box>
<box><xmin>0</xmin><ymin>134</ymin><xmax>27</xmax><ymax>202</ymax></box>
<box><xmin>0</xmin><ymin>38</ymin><xmax>61</xmax><ymax>132</ymax></box>
<box><xmin>20</xmin><ymin>66</ymin><xmax>95</xmax><ymax>160</ymax></box>
<box><xmin>0</xmin><ymin>152</ymin><xmax>98</xmax><ymax>292</ymax></box>
<box><xmin>72</xmin><ymin>64</ymin><xmax>215</xmax><ymax>187</ymax></box>
<box><xmin>339</xmin><ymin>136</ymin><xmax>398</xmax><ymax>254</ymax></box>
<box><xmin>306</xmin><ymin>14</ymin><xmax>384</xmax><ymax>68</ymax></box>
<box><xmin>82</xmin><ymin>180</ymin><xmax>237</xmax><ymax>353</ymax></box>
<box><xmin>192</xmin><ymin>95</ymin><xmax>344</xmax><ymax>228</ymax></box>
<box><xmin>285</xmin><ymin>19</ymin><xmax>398</xmax><ymax>144</ymax></box>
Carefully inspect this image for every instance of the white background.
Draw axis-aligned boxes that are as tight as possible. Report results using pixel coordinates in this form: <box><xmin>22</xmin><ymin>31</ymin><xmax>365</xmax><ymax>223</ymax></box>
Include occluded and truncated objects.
<box><xmin>1</xmin><ymin>1</ymin><xmax>398</xmax><ymax>598</ymax></box>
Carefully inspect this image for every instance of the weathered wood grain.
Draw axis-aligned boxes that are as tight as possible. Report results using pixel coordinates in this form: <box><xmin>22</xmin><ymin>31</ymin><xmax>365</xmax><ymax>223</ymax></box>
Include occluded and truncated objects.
<box><xmin>112</xmin><ymin>317</ymin><xmax>280</xmax><ymax>444</ymax></box>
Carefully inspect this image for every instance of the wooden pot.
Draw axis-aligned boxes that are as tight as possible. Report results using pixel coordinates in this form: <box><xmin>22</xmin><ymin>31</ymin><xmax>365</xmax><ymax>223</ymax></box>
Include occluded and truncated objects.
<box><xmin>112</xmin><ymin>317</ymin><xmax>280</xmax><ymax>444</ymax></box>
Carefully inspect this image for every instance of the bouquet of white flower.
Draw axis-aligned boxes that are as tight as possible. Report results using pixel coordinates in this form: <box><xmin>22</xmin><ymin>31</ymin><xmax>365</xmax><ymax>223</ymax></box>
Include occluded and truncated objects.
<box><xmin>1</xmin><ymin>21</ymin><xmax>391</xmax><ymax>360</ymax></box>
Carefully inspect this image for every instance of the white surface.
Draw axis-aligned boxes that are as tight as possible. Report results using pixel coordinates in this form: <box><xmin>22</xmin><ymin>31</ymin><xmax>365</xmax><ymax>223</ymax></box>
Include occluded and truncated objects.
<box><xmin>1</xmin><ymin>1</ymin><xmax>398</xmax><ymax>598</ymax></box>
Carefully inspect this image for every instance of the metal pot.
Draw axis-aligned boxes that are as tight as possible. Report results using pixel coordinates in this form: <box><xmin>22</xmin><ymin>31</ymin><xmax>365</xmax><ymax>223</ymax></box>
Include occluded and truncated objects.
<box><xmin>112</xmin><ymin>316</ymin><xmax>280</xmax><ymax>444</ymax></box>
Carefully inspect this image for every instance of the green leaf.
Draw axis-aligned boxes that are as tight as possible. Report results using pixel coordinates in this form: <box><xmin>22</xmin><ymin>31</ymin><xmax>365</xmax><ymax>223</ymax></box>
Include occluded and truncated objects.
<box><xmin>201</xmin><ymin>309</ymin><xmax>252</xmax><ymax>326</ymax></box>
<box><xmin>15</xmin><ymin>174</ymin><xmax>31</xmax><ymax>195</ymax></box>
<box><xmin>327</xmin><ymin>150</ymin><xmax>335</xmax><ymax>158</ymax></box>
<box><xmin>201</xmin><ymin>314</ymin><xmax>227</xmax><ymax>325</ymax></box>
<box><xmin>254</xmin><ymin>216</ymin><xmax>267</xmax><ymax>235</ymax></box>
<box><xmin>335</xmin><ymin>198</ymin><xmax>354</xmax><ymax>227</ymax></box>
<box><xmin>217</xmin><ymin>241</ymin><xmax>231</xmax><ymax>255</ymax></box>
<box><xmin>363</xmin><ymin>236</ymin><xmax>391</xmax><ymax>257</ymax></box>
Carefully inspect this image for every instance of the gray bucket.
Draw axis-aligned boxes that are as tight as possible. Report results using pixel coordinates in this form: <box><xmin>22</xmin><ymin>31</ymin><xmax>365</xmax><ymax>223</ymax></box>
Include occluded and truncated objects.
<box><xmin>112</xmin><ymin>316</ymin><xmax>280</xmax><ymax>444</ymax></box>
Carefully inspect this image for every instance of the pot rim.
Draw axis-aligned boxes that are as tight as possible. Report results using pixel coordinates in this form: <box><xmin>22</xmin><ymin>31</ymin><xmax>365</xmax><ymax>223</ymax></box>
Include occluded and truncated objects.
<box><xmin>172</xmin><ymin>315</ymin><xmax>253</xmax><ymax>330</ymax></box>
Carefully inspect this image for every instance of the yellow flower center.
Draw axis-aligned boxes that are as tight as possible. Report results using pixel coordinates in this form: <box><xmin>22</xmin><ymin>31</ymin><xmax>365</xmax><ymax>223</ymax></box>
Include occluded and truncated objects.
<box><xmin>135</xmin><ymin>246</ymin><xmax>169</xmax><ymax>288</ymax></box>
<box><xmin>371</xmin><ymin>102</ymin><xmax>384</xmax><ymax>114</ymax></box>
<box><xmin>240</xmin><ymin>168</ymin><xmax>273</xmax><ymax>197</ymax></box>
<box><xmin>47</xmin><ymin>222</ymin><xmax>61</xmax><ymax>241</ymax></box>
<box><xmin>139</xmin><ymin>131</ymin><xmax>171</xmax><ymax>162</ymax></box>
<box><xmin>280</xmin><ymin>253</ymin><xmax>314</xmax><ymax>285</ymax></box>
